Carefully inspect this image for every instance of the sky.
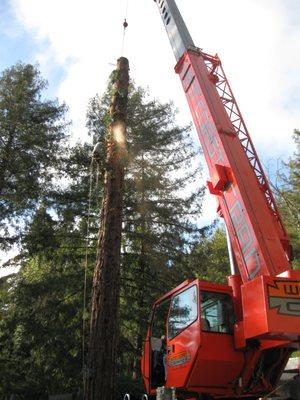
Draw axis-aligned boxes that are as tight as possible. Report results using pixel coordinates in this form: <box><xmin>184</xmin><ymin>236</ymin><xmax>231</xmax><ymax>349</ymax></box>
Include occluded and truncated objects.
<box><xmin>1</xmin><ymin>0</ymin><xmax>300</xmax><ymax>275</ymax></box>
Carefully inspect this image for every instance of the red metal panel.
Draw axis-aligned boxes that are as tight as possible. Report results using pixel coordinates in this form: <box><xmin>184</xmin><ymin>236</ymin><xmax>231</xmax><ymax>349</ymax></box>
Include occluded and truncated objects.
<box><xmin>166</xmin><ymin>282</ymin><xmax>200</xmax><ymax>388</ymax></box>
<box><xmin>242</xmin><ymin>274</ymin><xmax>300</xmax><ymax>340</ymax></box>
<box><xmin>188</xmin><ymin>332</ymin><xmax>243</xmax><ymax>390</ymax></box>
<box><xmin>166</xmin><ymin>319</ymin><xmax>200</xmax><ymax>388</ymax></box>
<box><xmin>141</xmin><ymin>328</ymin><xmax>151</xmax><ymax>393</ymax></box>
<box><xmin>175</xmin><ymin>50</ymin><xmax>291</xmax><ymax>283</ymax></box>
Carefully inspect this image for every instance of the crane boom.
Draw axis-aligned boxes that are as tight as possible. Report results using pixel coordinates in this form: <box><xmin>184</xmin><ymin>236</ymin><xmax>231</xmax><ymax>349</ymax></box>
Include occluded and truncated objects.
<box><xmin>154</xmin><ymin>0</ymin><xmax>292</xmax><ymax>283</ymax></box>
<box><xmin>140</xmin><ymin>3</ymin><xmax>300</xmax><ymax>399</ymax></box>
<box><xmin>154</xmin><ymin>0</ymin><xmax>194</xmax><ymax>61</ymax></box>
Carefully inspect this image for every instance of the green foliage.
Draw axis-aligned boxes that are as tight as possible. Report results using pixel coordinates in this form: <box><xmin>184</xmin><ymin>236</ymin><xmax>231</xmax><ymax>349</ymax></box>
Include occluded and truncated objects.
<box><xmin>0</xmin><ymin>255</ymin><xmax>85</xmax><ymax>398</ymax></box>
<box><xmin>0</xmin><ymin>198</ymin><xmax>91</xmax><ymax>397</ymax></box>
<box><xmin>187</xmin><ymin>225</ymin><xmax>229</xmax><ymax>284</ymax></box>
<box><xmin>0</xmin><ymin>62</ymin><xmax>68</xmax><ymax>249</ymax></box>
<box><xmin>22</xmin><ymin>206</ymin><xmax>59</xmax><ymax>257</ymax></box>
<box><xmin>276</xmin><ymin>129</ymin><xmax>300</xmax><ymax>269</ymax></box>
<box><xmin>0</xmin><ymin>77</ymin><xmax>207</xmax><ymax>397</ymax></box>
<box><xmin>0</xmin><ymin>63</ymin><xmax>86</xmax><ymax>398</ymax></box>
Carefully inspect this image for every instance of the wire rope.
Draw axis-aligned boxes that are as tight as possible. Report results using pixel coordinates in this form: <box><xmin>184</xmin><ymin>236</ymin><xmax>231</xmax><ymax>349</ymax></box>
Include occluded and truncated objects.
<box><xmin>121</xmin><ymin>0</ymin><xmax>129</xmax><ymax>56</ymax></box>
<box><xmin>82</xmin><ymin>158</ymin><xmax>95</xmax><ymax>392</ymax></box>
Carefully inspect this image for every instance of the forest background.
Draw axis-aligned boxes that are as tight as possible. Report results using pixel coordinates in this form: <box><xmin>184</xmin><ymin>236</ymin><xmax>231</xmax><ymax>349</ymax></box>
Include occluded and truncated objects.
<box><xmin>0</xmin><ymin>61</ymin><xmax>299</xmax><ymax>399</ymax></box>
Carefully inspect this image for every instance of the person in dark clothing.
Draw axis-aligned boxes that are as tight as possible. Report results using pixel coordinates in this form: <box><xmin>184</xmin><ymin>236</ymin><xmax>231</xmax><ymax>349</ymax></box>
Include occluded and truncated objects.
<box><xmin>161</xmin><ymin>335</ymin><xmax>167</xmax><ymax>382</ymax></box>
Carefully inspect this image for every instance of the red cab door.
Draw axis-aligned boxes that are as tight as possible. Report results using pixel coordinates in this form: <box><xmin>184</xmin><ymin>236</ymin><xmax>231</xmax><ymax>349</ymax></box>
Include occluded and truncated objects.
<box><xmin>166</xmin><ymin>283</ymin><xmax>200</xmax><ymax>388</ymax></box>
<box><xmin>142</xmin><ymin>298</ymin><xmax>171</xmax><ymax>394</ymax></box>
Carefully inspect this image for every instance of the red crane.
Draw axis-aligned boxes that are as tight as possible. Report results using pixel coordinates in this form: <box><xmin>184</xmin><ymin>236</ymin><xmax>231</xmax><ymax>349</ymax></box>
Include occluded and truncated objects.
<box><xmin>141</xmin><ymin>1</ymin><xmax>300</xmax><ymax>398</ymax></box>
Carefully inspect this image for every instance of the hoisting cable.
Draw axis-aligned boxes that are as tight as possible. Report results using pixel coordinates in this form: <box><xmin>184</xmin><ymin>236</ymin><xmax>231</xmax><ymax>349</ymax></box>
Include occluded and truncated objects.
<box><xmin>82</xmin><ymin>157</ymin><xmax>95</xmax><ymax>392</ymax></box>
<box><xmin>82</xmin><ymin>142</ymin><xmax>104</xmax><ymax>390</ymax></box>
<box><xmin>121</xmin><ymin>0</ymin><xmax>129</xmax><ymax>56</ymax></box>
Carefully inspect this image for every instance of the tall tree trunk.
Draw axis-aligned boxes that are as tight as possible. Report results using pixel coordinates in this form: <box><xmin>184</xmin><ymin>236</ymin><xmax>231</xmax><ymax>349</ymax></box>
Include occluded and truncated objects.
<box><xmin>85</xmin><ymin>57</ymin><xmax>129</xmax><ymax>400</ymax></box>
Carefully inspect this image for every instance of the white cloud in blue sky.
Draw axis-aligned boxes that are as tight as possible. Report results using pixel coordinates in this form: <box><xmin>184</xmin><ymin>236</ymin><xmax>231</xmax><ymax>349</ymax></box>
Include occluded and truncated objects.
<box><xmin>0</xmin><ymin>0</ymin><xmax>31</xmax><ymax>69</ymax></box>
<box><xmin>6</xmin><ymin>0</ymin><xmax>299</xmax><ymax>153</ymax></box>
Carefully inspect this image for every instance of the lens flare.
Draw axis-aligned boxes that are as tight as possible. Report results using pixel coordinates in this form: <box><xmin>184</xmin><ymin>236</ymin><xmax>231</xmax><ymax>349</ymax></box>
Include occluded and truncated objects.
<box><xmin>112</xmin><ymin>121</ymin><xmax>126</xmax><ymax>146</ymax></box>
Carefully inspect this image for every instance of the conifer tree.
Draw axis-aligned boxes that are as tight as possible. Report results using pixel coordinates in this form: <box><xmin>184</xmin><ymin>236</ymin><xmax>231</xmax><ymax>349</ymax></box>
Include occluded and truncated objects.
<box><xmin>86</xmin><ymin>84</ymin><xmax>204</xmax><ymax>384</ymax></box>
<box><xmin>0</xmin><ymin>62</ymin><xmax>68</xmax><ymax>249</ymax></box>
<box><xmin>275</xmin><ymin>129</ymin><xmax>300</xmax><ymax>269</ymax></box>
<box><xmin>187</xmin><ymin>226</ymin><xmax>230</xmax><ymax>283</ymax></box>
<box><xmin>0</xmin><ymin>81</ymin><xmax>206</xmax><ymax>398</ymax></box>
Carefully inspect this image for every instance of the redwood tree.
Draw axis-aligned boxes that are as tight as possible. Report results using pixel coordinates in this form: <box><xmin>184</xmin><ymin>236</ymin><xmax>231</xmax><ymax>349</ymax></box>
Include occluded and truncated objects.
<box><xmin>85</xmin><ymin>57</ymin><xmax>130</xmax><ymax>400</ymax></box>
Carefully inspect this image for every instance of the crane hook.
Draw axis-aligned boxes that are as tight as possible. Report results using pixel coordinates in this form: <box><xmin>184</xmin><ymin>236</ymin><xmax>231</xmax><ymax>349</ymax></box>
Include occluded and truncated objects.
<box><xmin>123</xmin><ymin>19</ymin><xmax>128</xmax><ymax>29</ymax></box>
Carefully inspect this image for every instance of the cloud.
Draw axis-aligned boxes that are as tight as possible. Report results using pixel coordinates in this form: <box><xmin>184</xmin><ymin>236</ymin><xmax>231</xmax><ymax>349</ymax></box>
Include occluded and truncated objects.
<box><xmin>9</xmin><ymin>0</ymin><xmax>300</xmax><ymax>226</ymax></box>
<box><xmin>11</xmin><ymin>0</ymin><xmax>300</xmax><ymax>147</ymax></box>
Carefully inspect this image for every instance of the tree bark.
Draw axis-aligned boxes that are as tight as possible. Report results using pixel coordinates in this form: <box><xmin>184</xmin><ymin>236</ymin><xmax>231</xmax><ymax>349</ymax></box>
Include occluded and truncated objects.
<box><xmin>85</xmin><ymin>57</ymin><xmax>129</xmax><ymax>400</ymax></box>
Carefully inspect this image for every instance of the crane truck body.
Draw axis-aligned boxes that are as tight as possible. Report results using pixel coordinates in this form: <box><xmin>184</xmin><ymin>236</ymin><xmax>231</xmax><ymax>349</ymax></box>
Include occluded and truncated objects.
<box><xmin>141</xmin><ymin>1</ymin><xmax>300</xmax><ymax>398</ymax></box>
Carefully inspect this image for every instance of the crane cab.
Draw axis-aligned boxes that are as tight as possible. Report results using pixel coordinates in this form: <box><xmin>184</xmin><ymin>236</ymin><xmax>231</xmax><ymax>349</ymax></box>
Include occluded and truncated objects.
<box><xmin>141</xmin><ymin>276</ymin><xmax>299</xmax><ymax>399</ymax></box>
<box><xmin>145</xmin><ymin>2</ymin><xmax>300</xmax><ymax>398</ymax></box>
<box><xmin>141</xmin><ymin>278</ymin><xmax>246</xmax><ymax>397</ymax></box>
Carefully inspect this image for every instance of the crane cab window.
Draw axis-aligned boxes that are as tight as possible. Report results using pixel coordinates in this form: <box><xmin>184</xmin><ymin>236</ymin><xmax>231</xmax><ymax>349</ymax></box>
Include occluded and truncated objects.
<box><xmin>150</xmin><ymin>299</ymin><xmax>170</xmax><ymax>388</ymax></box>
<box><xmin>168</xmin><ymin>285</ymin><xmax>198</xmax><ymax>339</ymax></box>
<box><xmin>151</xmin><ymin>299</ymin><xmax>170</xmax><ymax>339</ymax></box>
<box><xmin>200</xmin><ymin>291</ymin><xmax>235</xmax><ymax>334</ymax></box>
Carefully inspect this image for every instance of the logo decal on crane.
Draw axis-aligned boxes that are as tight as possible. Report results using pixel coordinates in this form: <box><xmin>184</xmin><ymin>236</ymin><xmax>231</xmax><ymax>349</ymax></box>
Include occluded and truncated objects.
<box><xmin>267</xmin><ymin>280</ymin><xmax>300</xmax><ymax>316</ymax></box>
<box><xmin>168</xmin><ymin>351</ymin><xmax>191</xmax><ymax>367</ymax></box>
